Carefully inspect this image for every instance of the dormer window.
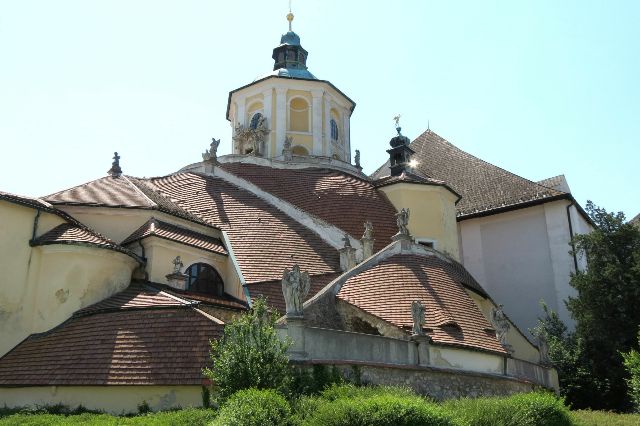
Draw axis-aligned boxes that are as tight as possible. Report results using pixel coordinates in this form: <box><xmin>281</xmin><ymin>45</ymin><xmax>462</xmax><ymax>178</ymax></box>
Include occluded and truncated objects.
<box><xmin>330</xmin><ymin>119</ymin><xmax>339</xmax><ymax>141</ymax></box>
<box><xmin>185</xmin><ymin>263</ymin><xmax>224</xmax><ymax>297</ymax></box>
<box><xmin>250</xmin><ymin>113</ymin><xmax>263</xmax><ymax>130</ymax></box>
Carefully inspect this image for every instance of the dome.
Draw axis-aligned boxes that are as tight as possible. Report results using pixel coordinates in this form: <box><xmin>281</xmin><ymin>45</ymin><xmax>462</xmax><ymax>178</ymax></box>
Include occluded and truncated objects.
<box><xmin>280</xmin><ymin>31</ymin><xmax>301</xmax><ymax>46</ymax></box>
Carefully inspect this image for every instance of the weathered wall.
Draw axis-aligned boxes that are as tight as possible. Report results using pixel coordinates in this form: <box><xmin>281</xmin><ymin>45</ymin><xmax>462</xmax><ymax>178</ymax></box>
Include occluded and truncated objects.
<box><xmin>379</xmin><ymin>183</ymin><xmax>460</xmax><ymax>260</ymax></box>
<box><xmin>0</xmin><ymin>385</ymin><xmax>202</xmax><ymax>414</ymax></box>
<box><xmin>458</xmin><ymin>201</ymin><xmax>579</xmax><ymax>336</ymax></box>
<box><xmin>299</xmin><ymin>362</ymin><xmax>541</xmax><ymax>400</ymax></box>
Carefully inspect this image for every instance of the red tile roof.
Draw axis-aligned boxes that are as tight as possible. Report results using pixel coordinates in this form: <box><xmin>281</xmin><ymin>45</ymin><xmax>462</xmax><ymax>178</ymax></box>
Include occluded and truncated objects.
<box><xmin>221</xmin><ymin>163</ymin><xmax>399</xmax><ymax>251</ymax></box>
<box><xmin>145</xmin><ymin>173</ymin><xmax>341</xmax><ymax>284</ymax></box>
<box><xmin>44</xmin><ymin>175</ymin><xmax>208</xmax><ymax>226</ymax></box>
<box><xmin>246</xmin><ymin>272</ymin><xmax>342</xmax><ymax>314</ymax></box>
<box><xmin>122</xmin><ymin>218</ymin><xmax>227</xmax><ymax>255</ymax></box>
<box><xmin>0</xmin><ymin>286</ymin><xmax>223</xmax><ymax>386</ymax></box>
<box><xmin>337</xmin><ymin>254</ymin><xmax>505</xmax><ymax>354</ymax></box>
<box><xmin>371</xmin><ymin>130</ymin><xmax>566</xmax><ymax>218</ymax></box>
<box><xmin>31</xmin><ymin>223</ymin><xmax>140</xmax><ymax>261</ymax></box>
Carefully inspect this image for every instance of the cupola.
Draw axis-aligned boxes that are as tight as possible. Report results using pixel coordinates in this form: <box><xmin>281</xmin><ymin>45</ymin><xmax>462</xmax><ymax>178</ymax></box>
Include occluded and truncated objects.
<box><xmin>272</xmin><ymin>12</ymin><xmax>310</xmax><ymax>75</ymax></box>
<box><xmin>387</xmin><ymin>118</ymin><xmax>415</xmax><ymax>176</ymax></box>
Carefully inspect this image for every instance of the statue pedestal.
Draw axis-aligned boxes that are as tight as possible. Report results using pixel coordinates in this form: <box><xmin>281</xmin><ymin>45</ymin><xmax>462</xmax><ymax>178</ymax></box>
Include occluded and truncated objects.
<box><xmin>339</xmin><ymin>246</ymin><xmax>357</xmax><ymax>271</ymax></box>
<box><xmin>286</xmin><ymin>316</ymin><xmax>307</xmax><ymax>361</ymax></box>
<box><xmin>392</xmin><ymin>233</ymin><xmax>414</xmax><ymax>250</ymax></box>
<box><xmin>203</xmin><ymin>160</ymin><xmax>217</xmax><ymax>175</ymax></box>
<box><xmin>361</xmin><ymin>237</ymin><xmax>375</xmax><ymax>259</ymax></box>
<box><xmin>165</xmin><ymin>272</ymin><xmax>188</xmax><ymax>290</ymax></box>
<box><xmin>411</xmin><ymin>334</ymin><xmax>431</xmax><ymax>367</ymax></box>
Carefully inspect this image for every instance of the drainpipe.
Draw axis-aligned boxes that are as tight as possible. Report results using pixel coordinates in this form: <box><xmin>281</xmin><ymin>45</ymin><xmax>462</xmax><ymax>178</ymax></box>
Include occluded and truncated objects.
<box><xmin>566</xmin><ymin>202</ymin><xmax>579</xmax><ymax>272</ymax></box>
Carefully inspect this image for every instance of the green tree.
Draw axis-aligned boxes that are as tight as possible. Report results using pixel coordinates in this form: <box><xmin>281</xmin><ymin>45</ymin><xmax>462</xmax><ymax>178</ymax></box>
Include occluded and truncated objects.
<box><xmin>622</xmin><ymin>330</ymin><xmax>640</xmax><ymax>412</ymax></box>
<box><xmin>203</xmin><ymin>298</ymin><xmax>291</xmax><ymax>402</ymax></box>
<box><xmin>536</xmin><ymin>202</ymin><xmax>640</xmax><ymax>411</ymax></box>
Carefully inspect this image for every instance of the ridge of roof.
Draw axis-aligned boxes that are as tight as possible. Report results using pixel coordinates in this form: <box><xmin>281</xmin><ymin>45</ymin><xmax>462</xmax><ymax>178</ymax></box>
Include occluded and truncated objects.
<box><xmin>371</xmin><ymin>129</ymin><xmax>567</xmax><ymax>218</ymax></box>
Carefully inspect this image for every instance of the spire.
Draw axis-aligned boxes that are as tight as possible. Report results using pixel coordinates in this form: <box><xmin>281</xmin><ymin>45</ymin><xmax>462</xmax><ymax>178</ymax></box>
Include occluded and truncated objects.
<box><xmin>272</xmin><ymin>2</ymin><xmax>310</xmax><ymax>74</ymax></box>
<box><xmin>287</xmin><ymin>0</ymin><xmax>294</xmax><ymax>32</ymax></box>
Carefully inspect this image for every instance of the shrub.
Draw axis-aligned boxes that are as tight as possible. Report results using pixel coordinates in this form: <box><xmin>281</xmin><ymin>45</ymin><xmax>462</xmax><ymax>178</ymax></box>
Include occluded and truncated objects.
<box><xmin>212</xmin><ymin>388</ymin><xmax>291</xmax><ymax>426</ymax></box>
<box><xmin>203</xmin><ymin>298</ymin><xmax>291</xmax><ymax>402</ymax></box>
<box><xmin>443</xmin><ymin>392</ymin><xmax>573</xmax><ymax>426</ymax></box>
<box><xmin>622</xmin><ymin>331</ymin><xmax>640</xmax><ymax>412</ymax></box>
<box><xmin>302</xmin><ymin>393</ymin><xmax>453</xmax><ymax>426</ymax></box>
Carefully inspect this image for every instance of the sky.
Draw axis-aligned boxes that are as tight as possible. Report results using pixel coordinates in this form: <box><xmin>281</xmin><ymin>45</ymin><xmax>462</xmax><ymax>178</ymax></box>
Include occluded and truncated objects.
<box><xmin>1</xmin><ymin>1</ymin><xmax>638</xmax><ymax>219</ymax></box>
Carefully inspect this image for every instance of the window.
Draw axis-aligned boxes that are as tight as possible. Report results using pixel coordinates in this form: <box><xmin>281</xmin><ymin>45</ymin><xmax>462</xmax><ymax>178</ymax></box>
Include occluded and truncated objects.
<box><xmin>417</xmin><ymin>239</ymin><xmax>436</xmax><ymax>249</ymax></box>
<box><xmin>185</xmin><ymin>263</ymin><xmax>224</xmax><ymax>296</ymax></box>
<box><xmin>249</xmin><ymin>113</ymin><xmax>263</xmax><ymax>130</ymax></box>
<box><xmin>330</xmin><ymin>119</ymin><xmax>339</xmax><ymax>141</ymax></box>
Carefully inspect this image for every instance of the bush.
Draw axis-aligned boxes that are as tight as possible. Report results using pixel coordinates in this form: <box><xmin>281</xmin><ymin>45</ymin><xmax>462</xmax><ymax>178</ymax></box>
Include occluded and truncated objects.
<box><xmin>212</xmin><ymin>388</ymin><xmax>291</xmax><ymax>426</ymax></box>
<box><xmin>203</xmin><ymin>298</ymin><xmax>291</xmax><ymax>402</ymax></box>
<box><xmin>622</xmin><ymin>331</ymin><xmax>640</xmax><ymax>412</ymax></box>
<box><xmin>443</xmin><ymin>392</ymin><xmax>573</xmax><ymax>426</ymax></box>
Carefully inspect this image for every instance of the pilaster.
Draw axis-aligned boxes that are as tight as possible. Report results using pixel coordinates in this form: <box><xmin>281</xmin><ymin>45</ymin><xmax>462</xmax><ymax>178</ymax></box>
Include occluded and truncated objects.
<box><xmin>323</xmin><ymin>96</ymin><xmax>331</xmax><ymax>156</ymax></box>
<box><xmin>262</xmin><ymin>88</ymin><xmax>273</xmax><ymax>157</ymax></box>
<box><xmin>311</xmin><ymin>89</ymin><xmax>323</xmax><ymax>156</ymax></box>
<box><xmin>275</xmin><ymin>87</ymin><xmax>288</xmax><ymax>157</ymax></box>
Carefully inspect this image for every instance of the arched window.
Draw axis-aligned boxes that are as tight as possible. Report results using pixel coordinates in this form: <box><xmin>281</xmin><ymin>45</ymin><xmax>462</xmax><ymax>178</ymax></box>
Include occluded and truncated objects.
<box><xmin>250</xmin><ymin>113</ymin><xmax>263</xmax><ymax>130</ymax></box>
<box><xmin>185</xmin><ymin>263</ymin><xmax>224</xmax><ymax>296</ymax></box>
<box><xmin>292</xmin><ymin>145</ymin><xmax>309</xmax><ymax>156</ymax></box>
<box><xmin>330</xmin><ymin>119</ymin><xmax>339</xmax><ymax>141</ymax></box>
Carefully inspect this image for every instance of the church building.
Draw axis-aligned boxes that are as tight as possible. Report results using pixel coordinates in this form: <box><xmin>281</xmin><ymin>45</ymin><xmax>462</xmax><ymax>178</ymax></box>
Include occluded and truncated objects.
<box><xmin>0</xmin><ymin>11</ymin><xmax>587</xmax><ymax>413</ymax></box>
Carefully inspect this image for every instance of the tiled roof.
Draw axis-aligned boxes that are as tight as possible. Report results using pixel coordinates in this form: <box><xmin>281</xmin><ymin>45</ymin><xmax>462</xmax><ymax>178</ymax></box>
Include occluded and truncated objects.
<box><xmin>170</xmin><ymin>291</ymin><xmax>248</xmax><ymax>311</ymax></box>
<box><xmin>371</xmin><ymin>130</ymin><xmax>566</xmax><ymax>218</ymax></box>
<box><xmin>372</xmin><ymin>171</ymin><xmax>461</xmax><ymax>200</ymax></box>
<box><xmin>44</xmin><ymin>175</ymin><xmax>209</xmax><ymax>226</ymax></box>
<box><xmin>0</xmin><ymin>286</ymin><xmax>222</xmax><ymax>386</ymax></box>
<box><xmin>1</xmin><ymin>190</ymin><xmax>57</xmax><ymax>211</ymax></box>
<box><xmin>144</xmin><ymin>173</ymin><xmax>341</xmax><ymax>284</ymax></box>
<box><xmin>246</xmin><ymin>272</ymin><xmax>342</xmax><ymax>314</ymax></box>
<box><xmin>336</xmin><ymin>254</ymin><xmax>505</xmax><ymax>354</ymax></box>
<box><xmin>221</xmin><ymin>163</ymin><xmax>399</xmax><ymax>252</ymax></box>
<box><xmin>77</xmin><ymin>284</ymin><xmax>195</xmax><ymax>315</ymax></box>
<box><xmin>122</xmin><ymin>218</ymin><xmax>227</xmax><ymax>255</ymax></box>
<box><xmin>537</xmin><ymin>175</ymin><xmax>571</xmax><ymax>193</ymax></box>
<box><xmin>31</xmin><ymin>223</ymin><xmax>140</xmax><ymax>260</ymax></box>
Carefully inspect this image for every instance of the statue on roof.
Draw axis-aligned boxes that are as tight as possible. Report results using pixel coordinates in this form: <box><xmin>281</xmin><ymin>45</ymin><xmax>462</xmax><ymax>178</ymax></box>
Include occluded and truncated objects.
<box><xmin>233</xmin><ymin>118</ymin><xmax>270</xmax><ymax>157</ymax></box>
<box><xmin>411</xmin><ymin>300</ymin><xmax>426</xmax><ymax>336</ymax></box>
<box><xmin>490</xmin><ymin>304</ymin><xmax>510</xmax><ymax>346</ymax></box>
<box><xmin>396</xmin><ymin>208</ymin><xmax>410</xmax><ymax>236</ymax></box>
<box><xmin>354</xmin><ymin>149</ymin><xmax>361</xmax><ymax>169</ymax></box>
<box><xmin>107</xmin><ymin>152</ymin><xmax>122</xmax><ymax>177</ymax></box>
<box><xmin>342</xmin><ymin>233</ymin><xmax>352</xmax><ymax>248</ymax></box>
<box><xmin>202</xmin><ymin>138</ymin><xmax>220</xmax><ymax>162</ymax></box>
<box><xmin>172</xmin><ymin>256</ymin><xmax>184</xmax><ymax>274</ymax></box>
<box><xmin>362</xmin><ymin>221</ymin><xmax>374</xmax><ymax>241</ymax></box>
<box><xmin>282</xmin><ymin>264</ymin><xmax>310</xmax><ymax>317</ymax></box>
<box><xmin>282</xmin><ymin>136</ymin><xmax>293</xmax><ymax>161</ymax></box>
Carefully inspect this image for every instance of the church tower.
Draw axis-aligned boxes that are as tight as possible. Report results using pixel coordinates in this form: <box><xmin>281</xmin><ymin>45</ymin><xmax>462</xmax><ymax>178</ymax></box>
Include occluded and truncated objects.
<box><xmin>226</xmin><ymin>11</ymin><xmax>355</xmax><ymax>162</ymax></box>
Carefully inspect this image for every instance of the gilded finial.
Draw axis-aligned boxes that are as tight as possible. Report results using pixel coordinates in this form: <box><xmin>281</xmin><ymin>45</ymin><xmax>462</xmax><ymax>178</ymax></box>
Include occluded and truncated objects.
<box><xmin>393</xmin><ymin>114</ymin><xmax>402</xmax><ymax>135</ymax></box>
<box><xmin>287</xmin><ymin>0</ymin><xmax>294</xmax><ymax>31</ymax></box>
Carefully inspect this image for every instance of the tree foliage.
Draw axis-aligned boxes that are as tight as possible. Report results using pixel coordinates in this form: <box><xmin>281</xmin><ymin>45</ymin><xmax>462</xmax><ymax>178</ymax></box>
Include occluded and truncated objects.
<box><xmin>203</xmin><ymin>298</ymin><xmax>291</xmax><ymax>402</ymax></box>
<box><xmin>622</xmin><ymin>331</ymin><xmax>640</xmax><ymax>413</ymax></box>
<box><xmin>536</xmin><ymin>201</ymin><xmax>640</xmax><ymax>411</ymax></box>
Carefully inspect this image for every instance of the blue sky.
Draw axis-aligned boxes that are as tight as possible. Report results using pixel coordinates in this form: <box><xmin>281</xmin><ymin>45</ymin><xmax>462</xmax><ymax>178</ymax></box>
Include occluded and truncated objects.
<box><xmin>1</xmin><ymin>1</ymin><xmax>638</xmax><ymax>218</ymax></box>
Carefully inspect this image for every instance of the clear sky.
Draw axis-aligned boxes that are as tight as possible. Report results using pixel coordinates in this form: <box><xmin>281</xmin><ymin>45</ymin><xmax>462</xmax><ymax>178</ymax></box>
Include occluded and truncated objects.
<box><xmin>1</xmin><ymin>1</ymin><xmax>638</xmax><ymax>219</ymax></box>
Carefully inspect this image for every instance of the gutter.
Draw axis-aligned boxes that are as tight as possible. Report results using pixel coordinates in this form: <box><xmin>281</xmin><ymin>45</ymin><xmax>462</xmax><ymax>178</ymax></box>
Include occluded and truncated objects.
<box><xmin>30</xmin><ymin>209</ymin><xmax>41</xmax><ymax>242</ymax></box>
<box><xmin>566</xmin><ymin>202</ymin><xmax>579</xmax><ymax>272</ymax></box>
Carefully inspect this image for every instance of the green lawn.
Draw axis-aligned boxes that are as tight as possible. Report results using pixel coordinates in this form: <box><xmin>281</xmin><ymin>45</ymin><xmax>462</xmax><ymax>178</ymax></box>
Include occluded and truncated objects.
<box><xmin>0</xmin><ymin>408</ymin><xmax>216</xmax><ymax>425</ymax></box>
<box><xmin>572</xmin><ymin>410</ymin><xmax>640</xmax><ymax>426</ymax></box>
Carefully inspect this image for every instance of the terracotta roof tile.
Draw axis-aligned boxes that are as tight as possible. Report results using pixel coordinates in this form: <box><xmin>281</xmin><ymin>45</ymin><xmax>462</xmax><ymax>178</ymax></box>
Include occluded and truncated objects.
<box><xmin>77</xmin><ymin>284</ymin><xmax>194</xmax><ymax>315</ymax></box>
<box><xmin>371</xmin><ymin>130</ymin><xmax>566</xmax><ymax>218</ymax></box>
<box><xmin>0</xmin><ymin>308</ymin><xmax>222</xmax><ymax>386</ymax></box>
<box><xmin>221</xmin><ymin>163</ymin><xmax>399</xmax><ymax>251</ymax></box>
<box><xmin>145</xmin><ymin>172</ymin><xmax>341</xmax><ymax>283</ymax></box>
<box><xmin>337</xmin><ymin>254</ymin><xmax>505</xmax><ymax>354</ymax></box>
<box><xmin>246</xmin><ymin>272</ymin><xmax>342</xmax><ymax>314</ymax></box>
<box><xmin>122</xmin><ymin>219</ymin><xmax>227</xmax><ymax>255</ymax></box>
<box><xmin>31</xmin><ymin>223</ymin><xmax>140</xmax><ymax>260</ymax></box>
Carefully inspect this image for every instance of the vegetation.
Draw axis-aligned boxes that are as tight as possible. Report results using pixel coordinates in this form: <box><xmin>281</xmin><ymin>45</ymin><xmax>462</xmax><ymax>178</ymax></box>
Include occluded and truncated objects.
<box><xmin>622</xmin><ymin>330</ymin><xmax>640</xmax><ymax>412</ymax></box>
<box><xmin>572</xmin><ymin>410</ymin><xmax>640</xmax><ymax>425</ymax></box>
<box><xmin>202</xmin><ymin>297</ymin><xmax>291</xmax><ymax>402</ymax></box>
<box><xmin>212</xmin><ymin>388</ymin><xmax>291</xmax><ymax>426</ymax></box>
<box><xmin>0</xmin><ymin>408</ymin><xmax>216</xmax><ymax>425</ymax></box>
<box><xmin>535</xmin><ymin>201</ymin><xmax>640</xmax><ymax>411</ymax></box>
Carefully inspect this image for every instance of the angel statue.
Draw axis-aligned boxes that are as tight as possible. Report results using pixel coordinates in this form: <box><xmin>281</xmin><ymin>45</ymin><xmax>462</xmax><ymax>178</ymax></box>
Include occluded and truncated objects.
<box><xmin>202</xmin><ymin>138</ymin><xmax>220</xmax><ymax>162</ymax></box>
<box><xmin>411</xmin><ymin>300</ymin><xmax>426</xmax><ymax>336</ymax></box>
<box><xmin>172</xmin><ymin>256</ymin><xmax>184</xmax><ymax>274</ymax></box>
<box><xmin>490</xmin><ymin>304</ymin><xmax>511</xmax><ymax>346</ymax></box>
<box><xmin>281</xmin><ymin>264</ymin><xmax>310</xmax><ymax>317</ymax></box>
<box><xmin>396</xmin><ymin>208</ymin><xmax>410</xmax><ymax>236</ymax></box>
<box><xmin>362</xmin><ymin>220</ymin><xmax>374</xmax><ymax>241</ymax></box>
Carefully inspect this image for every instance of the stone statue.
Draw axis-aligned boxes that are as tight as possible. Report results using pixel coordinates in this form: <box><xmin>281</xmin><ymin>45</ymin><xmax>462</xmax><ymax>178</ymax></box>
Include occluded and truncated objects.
<box><xmin>172</xmin><ymin>256</ymin><xmax>184</xmax><ymax>274</ymax></box>
<box><xmin>233</xmin><ymin>118</ymin><xmax>270</xmax><ymax>156</ymax></box>
<box><xmin>362</xmin><ymin>221</ymin><xmax>374</xmax><ymax>240</ymax></box>
<box><xmin>108</xmin><ymin>152</ymin><xmax>122</xmax><ymax>177</ymax></box>
<box><xmin>395</xmin><ymin>208</ymin><xmax>410</xmax><ymax>236</ymax></box>
<box><xmin>411</xmin><ymin>300</ymin><xmax>426</xmax><ymax>336</ymax></box>
<box><xmin>490</xmin><ymin>304</ymin><xmax>511</xmax><ymax>346</ymax></box>
<box><xmin>354</xmin><ymin>149</ymin><xmax>361</xmax><ymax>168</ymax></box>
<box><xmin>282</xmin><ymin>136</ymin><xmax>293</xmax><ymax>161</ymax></box>
<box><xmin>393</xmin><ymin>114</ymin><xmax>401</xmax><ymax>128</ymax></box>
<box><xmin>202</xmin><ymin>138</ymin><xmax>220</xmax><ymax>162</ymax></box>
<box><xmin>281</xmin><ymin>264</ymin><xmax>310</xmax><ymax>317</ymax></box>
<box><xmin>342</xmin><ymin>233</ymin><xmax>352</xmax><ymax>248</ymax></box>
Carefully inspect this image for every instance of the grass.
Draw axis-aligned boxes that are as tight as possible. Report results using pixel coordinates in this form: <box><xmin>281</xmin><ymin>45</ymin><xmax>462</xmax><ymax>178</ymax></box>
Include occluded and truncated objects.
<box><xmin>0</xmin><ymin>408</ymin><xmax>216</xmax><ymax>425</ymax></box>
<box><xmin>571</xmin><ymin>410</ymin><xmax>640</xmax><ymax>426</ymax></box>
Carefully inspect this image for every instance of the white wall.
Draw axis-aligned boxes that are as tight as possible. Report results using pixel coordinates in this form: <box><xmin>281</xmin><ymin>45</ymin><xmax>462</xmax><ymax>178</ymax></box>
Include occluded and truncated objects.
<box><xmin>459</xmin><ymin>200</ymin><xmax>580</xmax><ymax>336</ymax></box>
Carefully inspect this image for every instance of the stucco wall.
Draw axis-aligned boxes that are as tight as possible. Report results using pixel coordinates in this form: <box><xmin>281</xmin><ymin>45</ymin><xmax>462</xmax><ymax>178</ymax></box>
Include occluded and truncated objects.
<box><xmin>0</xmin><ymin>385</ymin><xmax>202</xmax><ymax>414</ymax></box>
<box><xmin>458</xmin><ymin>201</ymin><xmax>578</xmax><ymax>335</ymax></box>
<box><xmin>379</xmin><ymin>183</ymin><xmax>460</xmax><ymax>260</ymax></box>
